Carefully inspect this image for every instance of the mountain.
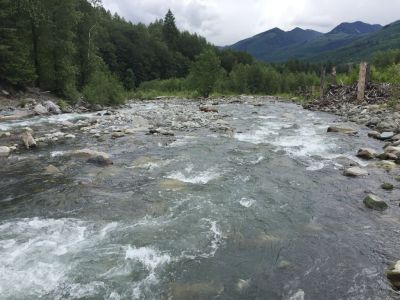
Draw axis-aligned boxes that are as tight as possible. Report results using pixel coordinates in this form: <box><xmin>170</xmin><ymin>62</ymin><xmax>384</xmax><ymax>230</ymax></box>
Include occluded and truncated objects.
<box><xmin>328</xmin><ymin>21</ymin><xmax>382</xmax><ymax>35</ymax></box>
<box><xmin>229</xmin><ymin>21</ymin><xmax>398</xmax><ymax>63</ymax></box>
<box><xmin>231</xmin><ymin>27</ymin><xmax>322</xmax><ymax>61</ymax></box>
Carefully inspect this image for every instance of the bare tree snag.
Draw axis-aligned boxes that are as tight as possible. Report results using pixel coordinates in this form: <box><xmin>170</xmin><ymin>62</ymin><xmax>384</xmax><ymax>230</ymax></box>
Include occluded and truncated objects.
<box><xmin>320</xmin><ymin>67</ymin><xmax>326</xmax><ymax>100</ymax></box>
<box><xmin>357</xmin><ymin>62</ymin><xmax>368</xmax><ymax>103</ymax></box>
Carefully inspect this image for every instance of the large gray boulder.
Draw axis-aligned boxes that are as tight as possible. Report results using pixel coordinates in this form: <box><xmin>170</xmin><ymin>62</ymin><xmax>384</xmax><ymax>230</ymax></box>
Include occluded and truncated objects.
<box><xmin>34</xmin><ymin>103</ymin><xmax>48</xmax><ymax>115</ymax></box>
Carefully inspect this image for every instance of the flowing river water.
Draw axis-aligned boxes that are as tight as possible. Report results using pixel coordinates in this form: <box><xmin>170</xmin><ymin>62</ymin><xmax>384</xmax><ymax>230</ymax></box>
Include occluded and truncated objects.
<box><xmin>0</xmin><ymin>99</ymin><xmax>400</xmax><ymax>299</ymax></box>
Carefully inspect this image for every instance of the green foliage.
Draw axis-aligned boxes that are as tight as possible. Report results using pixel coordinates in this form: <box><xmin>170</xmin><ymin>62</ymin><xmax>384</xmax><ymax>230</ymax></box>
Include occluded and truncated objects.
<box><xmin>188</xmin><ymin>49</ymin><xmax>224</xmax><ymax>97</ymax></box>
<box><xmin>162</xmin><ymin>10</ymin><xmax>179</xmax><ymax>50</ymax></box>
<box><xmin>83</xmin><ymin>67</ymin><xmax>126</xmax><ymax>105</ymax></box>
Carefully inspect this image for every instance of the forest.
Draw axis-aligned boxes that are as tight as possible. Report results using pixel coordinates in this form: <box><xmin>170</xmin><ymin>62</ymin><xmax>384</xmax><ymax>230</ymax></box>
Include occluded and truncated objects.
<box><xmin>1</xmin><ymin>0</ymin><xmax>399</xmax><ymax>104</ymax></box>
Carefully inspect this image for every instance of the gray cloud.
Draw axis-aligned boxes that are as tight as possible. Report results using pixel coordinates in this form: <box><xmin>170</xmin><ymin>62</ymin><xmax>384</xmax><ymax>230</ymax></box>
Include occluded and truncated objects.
<box><xmin>102</xmin><ymin>0</ymin><xmax>400</xmax><ymax>45</ymax></box>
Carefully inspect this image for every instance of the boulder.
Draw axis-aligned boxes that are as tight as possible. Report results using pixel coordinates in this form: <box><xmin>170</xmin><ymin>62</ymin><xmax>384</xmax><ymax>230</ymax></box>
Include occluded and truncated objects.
<box><xmin>356</xmin><ymin>148</ymin><xmax>377</xmax><ymax>160</ymax></box>
<box><xmin>44</xmin><ymin>100</ymin><xmax>61</xmax><ymax>114</ymax></box>
<box><xmin>21</xmin><ymin>131</ymin><xmax>36</xmax><ymax>149</ymax></box>
<box><xmin>384</xmin><ymin>146</ymin><xmax>400</xmax><ymax>155</ymax></box>
<box><xmin>344</xmin><ymin>167</ymin><xmax>369</xmax><ymax>177</ymax></box>
<box><xmin>34</xmin><ymin>103</ymin><xmax>48</xmax><ymax>115</ymax></box>
<box><xmin>363</xmin><ymin>194</ymin><xmax>388</xmax><ymax>211</ymax></box>
<box><xmin>0</xmin><ymin>146</ymin><xmax>10</xmax><ymax>157</ymax></box>
<box><xmin>327</xmin><ymin>126</ymin><xmax>357</xmax><ymax>135</ymax></box>
<box><xmin>387</xmin><ymin>261</ymin><xmax>400</xmax><ymax>289</ymax></box>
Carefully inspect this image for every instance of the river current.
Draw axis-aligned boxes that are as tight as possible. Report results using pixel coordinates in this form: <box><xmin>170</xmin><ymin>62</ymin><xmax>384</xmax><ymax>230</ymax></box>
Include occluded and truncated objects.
<box><xmin>0</xmin><ymin>100</ymin><xmax>399</xmax><ymax>299</ymax></box>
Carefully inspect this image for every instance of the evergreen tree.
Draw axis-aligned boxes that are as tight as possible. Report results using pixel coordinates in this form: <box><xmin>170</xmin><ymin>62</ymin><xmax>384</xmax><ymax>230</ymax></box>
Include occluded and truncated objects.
<box><xmin>162</xmin><ymin>9</ymin><xmax>179</xmax><ymax>50</ymax></box>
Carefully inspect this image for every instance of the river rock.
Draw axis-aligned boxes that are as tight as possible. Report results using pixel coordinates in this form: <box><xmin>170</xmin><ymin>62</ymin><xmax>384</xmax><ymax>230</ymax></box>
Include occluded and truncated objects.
<box><xmin>44</xmin><ymin>100</ymin><xmax>61</xmax><ymax>114</ymax></box>
<box><xmin>44</xmin><ymin>164</ymin><xmax>61</xmax><ymax>175</ymax></box>
<box><xmin>387</xmin><ymin>261</ymin><xmax>400</xmax><ymax>289</ymax></box>
<box><xmin>368</xmin><ymin>131</ymin><xmax>381</xmax><ymax>139</ymax></box>
<box><xmin>87</xmin><ymin>155</ymin><xmax>113</xmax><ymax>166</ymax></box>
<box><xmin>34</xmin><ymin>103</ymin><xmax>48</xmax><ymax>115</ymax></box>
<box><xmin>112</xmin><ymin>132</ymin><xmax>125</xmax><ymax>138</ymax></box>
<box><xmin>327</xmin><ymin>126</ymin><xmax>357</xmax><ymax>135</ymax></box>
<box><xmin>200</xmin><ymin>106</ymin><xmax>218</xmax><ymax>113</ymax></box>
<box><xmin>357</xmin><ymin>148</ymin><xmax>377</xmax><ymax>160</ymax></box>
<box><xmin>70</xmin><ymin>149</ymin><xmax>112</xmax><ymax>164</ymax></box>
<box><xmin>384</xmin><ymin>146</ymin><xmax>400</xmax><ymax>155</ymax></box>
<box><xmin>0</xmin><ymin>132</ymin><xmax>11</xmax><ymax>138</ymax></box>
<box><xmin>375</xmin><ymin>160</ymin><xmax>397</xmax><ymax>171</ymax></box>
<box><xmin>21</xmin><ymin>131</ymin><xmax>36</xmax><ymax>149</ymax></box>
<box><xmin>0</xmin><ymin>146</ymin><xmax>10</xmax><ymax>157</ymax></box>
<box><xmin>169</xmin><ymin>282</ymin><xmax>224</xmax><ymax>300</ymax></box>
<box><xmin>379</xmin><ymin>132</ymin><xmax>395</xmax><ymax>140</ymax></box>
<box><xmin>363</xmin><ymin>194</ymin><xmax>388</xmax><ymax>211</ymax></box>
<box><xmin>382</xmin><ymin>183</ymin><xmax>394</xmax><ymax>190</ymax></box>
<box><xmin>344</xmin><ymin>167</ymin><xmax>369</xmax><ymax>177</ymax></box>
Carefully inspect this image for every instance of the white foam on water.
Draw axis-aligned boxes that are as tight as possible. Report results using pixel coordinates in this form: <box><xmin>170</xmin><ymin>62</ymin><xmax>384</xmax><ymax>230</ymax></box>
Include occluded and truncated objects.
<box><xmin>50</xmin><ymin>150</ymin><xmax>66</xmax><ymax>157</ymax></box>
<box><xmin>125</xmin><ymin>246</ymin><xmax>171</xmax><ymax>299</ymax></box>
<box><xmin>0</xmin><ymin>218</ymin><xmax>120</xmax><ymax>299</ymax></box>
<box><xmin>166</xmin><ymin>169</ymin><xmax>220</xmax><ymax>184</ymax></box>
<box><xmin>288</xmin><ymin>289</ymin><xmax>305</xmax><ymax>300</ymax></box>
<box><xmin>239</xmin><ymin>198</ymin><xmax>256</xmax><ymax>208</ymax></box>
<box><xmin>54</xmin><ymin>281</ymin><xmax>106</xmax><ymax>300</ymax></box>
<box><xmin>199</xmin><ymin>219</ymin><xmax>224</xmax><ymax>258</ymax></box>
<box><xmin>0</xmin><ymin>112</ymin><xmax>99</xmax><ymax>131</ymax></box>
<box><xmin>0</xmin><ymin>218</ymin><xmax>87</xmax><ymax>298</ymax></box>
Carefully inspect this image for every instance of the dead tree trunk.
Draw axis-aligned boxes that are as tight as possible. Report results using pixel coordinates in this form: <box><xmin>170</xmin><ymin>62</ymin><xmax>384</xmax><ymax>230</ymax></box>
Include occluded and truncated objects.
<box><xmin>357</xmin><ymin>62</ymin><xmax>368</xmax><ymax>103</ymax></box>
<box><xmin>320</xmin><ymin>67</ymin><xmax>326</xmax><ymax>100</ymax></box>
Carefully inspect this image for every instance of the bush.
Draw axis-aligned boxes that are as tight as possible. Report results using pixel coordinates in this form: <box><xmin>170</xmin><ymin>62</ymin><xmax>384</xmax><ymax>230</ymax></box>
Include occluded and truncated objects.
<box><xmin>83</xmin><ymin>69</ymin><xmax>126</xmax><ymax>105</ymax></box>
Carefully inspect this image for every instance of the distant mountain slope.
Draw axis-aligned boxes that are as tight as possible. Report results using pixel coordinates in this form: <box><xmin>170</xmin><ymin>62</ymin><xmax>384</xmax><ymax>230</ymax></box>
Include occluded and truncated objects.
<box><xmin>229</xmin><ymin>21</ymin><xmax>397</xmax><ymax>63</ymax></box>
<box><xmin>230</xmin><ymin>27</ymin><xmax>322</xmax><ymax>60</ymax></box>
<box><xmin>311</xmin><ymin>21</ymin><xmax>400</xmax><ymax>62</ymax></box>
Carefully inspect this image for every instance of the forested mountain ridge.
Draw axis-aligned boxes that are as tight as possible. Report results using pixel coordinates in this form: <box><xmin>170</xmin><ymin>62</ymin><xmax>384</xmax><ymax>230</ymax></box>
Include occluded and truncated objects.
<box><xmin>229</xmin><ymin>21</ymin><xmax>400</xmax><ymax>63</ymax></box>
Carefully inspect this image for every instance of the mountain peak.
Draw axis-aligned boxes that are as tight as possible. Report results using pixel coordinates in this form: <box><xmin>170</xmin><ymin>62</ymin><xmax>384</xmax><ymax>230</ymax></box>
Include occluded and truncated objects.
<box><xmin>329</xmin><ymin>21</ymin><xmax>382</xmax><ymax>35</ymax></box>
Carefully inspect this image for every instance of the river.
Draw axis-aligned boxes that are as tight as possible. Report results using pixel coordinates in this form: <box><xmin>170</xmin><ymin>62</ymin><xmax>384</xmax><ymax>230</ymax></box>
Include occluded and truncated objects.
<box><xmin>0</xmin><ymin>99</ymin><xmax>399</xmax><ymax>299</ymax></box>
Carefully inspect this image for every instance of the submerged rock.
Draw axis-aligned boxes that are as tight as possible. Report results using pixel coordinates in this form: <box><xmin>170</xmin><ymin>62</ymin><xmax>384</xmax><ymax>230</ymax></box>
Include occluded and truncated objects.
<box><xmin>344</xmin><ymin>167</ymin><xmax>369</xmax><ymax>177</ymax></box>
<box><xmin>44</xmin><ymin>164</ymin><xmax>61</xmax><ymax>175</ymax></box>
<box><xmin>374</xmin><ymin>160</ymin><xmax>397</xmax><ymax>171</ymax></box>
<box><xmin>381</xmin><ymin>183</ymin><xmax>394</xmax><ymax>190</ymax></box>
<box><xmin>169</xmin><ymin>282</ymin><xmax>224</xmax><ymax>300</ymax></box>
<box><xmin>87</xmin><ymin>155</ymin><xmax>113</xmax><ymax>166</ymax></box>
<box><xmin>387</xmin><ymin>261</ymin><xmax>400</xmax><ymax>290</ymax></box>
<box><xmin>327</xmin><ymin>126</ymin><xmax>357</xmax><ymax>135</ymax></box>
<box><xmin>0</xmin><ymin>146</ymin><xmax>10</xmax><ymax>157</ymax></box>
<box><xmin>357</xmin><ymin>148</ymin><xmax>377</xmax><ymax>160</ymax></box>
<box><xmin>363</xmin><ymin>194</ymin><xmax>388</xmax><ymax>211</ymax></box>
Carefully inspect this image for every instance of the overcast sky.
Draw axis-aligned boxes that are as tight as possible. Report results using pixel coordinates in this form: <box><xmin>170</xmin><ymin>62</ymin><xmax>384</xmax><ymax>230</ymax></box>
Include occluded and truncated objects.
<box><xmin>102</xmin><ymin>0</ymin><xmax>400</xmax><ymax>45</ymax></box>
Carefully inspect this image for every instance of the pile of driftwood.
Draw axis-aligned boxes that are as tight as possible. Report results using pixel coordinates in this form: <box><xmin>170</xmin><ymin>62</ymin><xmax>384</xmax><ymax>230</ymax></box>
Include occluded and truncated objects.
<box><xmin>308</xmin><ymin>83</ymin><xmax>395</xmax><ymax>109</ymax></box>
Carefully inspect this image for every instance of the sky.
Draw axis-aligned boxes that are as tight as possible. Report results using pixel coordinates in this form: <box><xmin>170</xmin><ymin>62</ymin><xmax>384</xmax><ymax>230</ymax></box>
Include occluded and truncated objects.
<box><xmin>102</xmin><ymin>0</ymin><xmax>400</xmax><ymax>46</ymax></box>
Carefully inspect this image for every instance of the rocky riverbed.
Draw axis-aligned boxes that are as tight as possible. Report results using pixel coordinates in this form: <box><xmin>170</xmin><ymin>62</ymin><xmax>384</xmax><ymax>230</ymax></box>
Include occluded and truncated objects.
<box><xmin>1</xmin><ymin>96</ymin><xmax>400</xmax><ymax>299</ymax></box>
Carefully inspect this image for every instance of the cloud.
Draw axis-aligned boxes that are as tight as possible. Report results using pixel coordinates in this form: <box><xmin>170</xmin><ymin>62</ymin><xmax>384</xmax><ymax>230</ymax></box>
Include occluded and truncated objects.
<box><xmin>102</xmin><ymin>0</ymin><xmax>400</xmax><ymax>45</ymax></box>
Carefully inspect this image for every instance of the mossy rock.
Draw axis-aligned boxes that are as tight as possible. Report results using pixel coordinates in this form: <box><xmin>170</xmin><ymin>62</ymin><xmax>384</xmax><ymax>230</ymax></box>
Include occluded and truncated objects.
<box><xmin>382</xmin><ymin>183</ymin><xmax>394</xmax><ymax>190</ymax></box>
<box><xmin>363</xmin><ymin>194</ymin><xmax>388</xmax><ymax>211</ymax></box>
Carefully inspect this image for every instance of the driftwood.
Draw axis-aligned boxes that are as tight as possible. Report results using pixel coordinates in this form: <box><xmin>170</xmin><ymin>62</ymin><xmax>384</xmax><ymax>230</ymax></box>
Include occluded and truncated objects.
<box><xmin>305</xmin><ymin>83</ymin><xmax>395</xmax><ymax>110</ymax></box>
